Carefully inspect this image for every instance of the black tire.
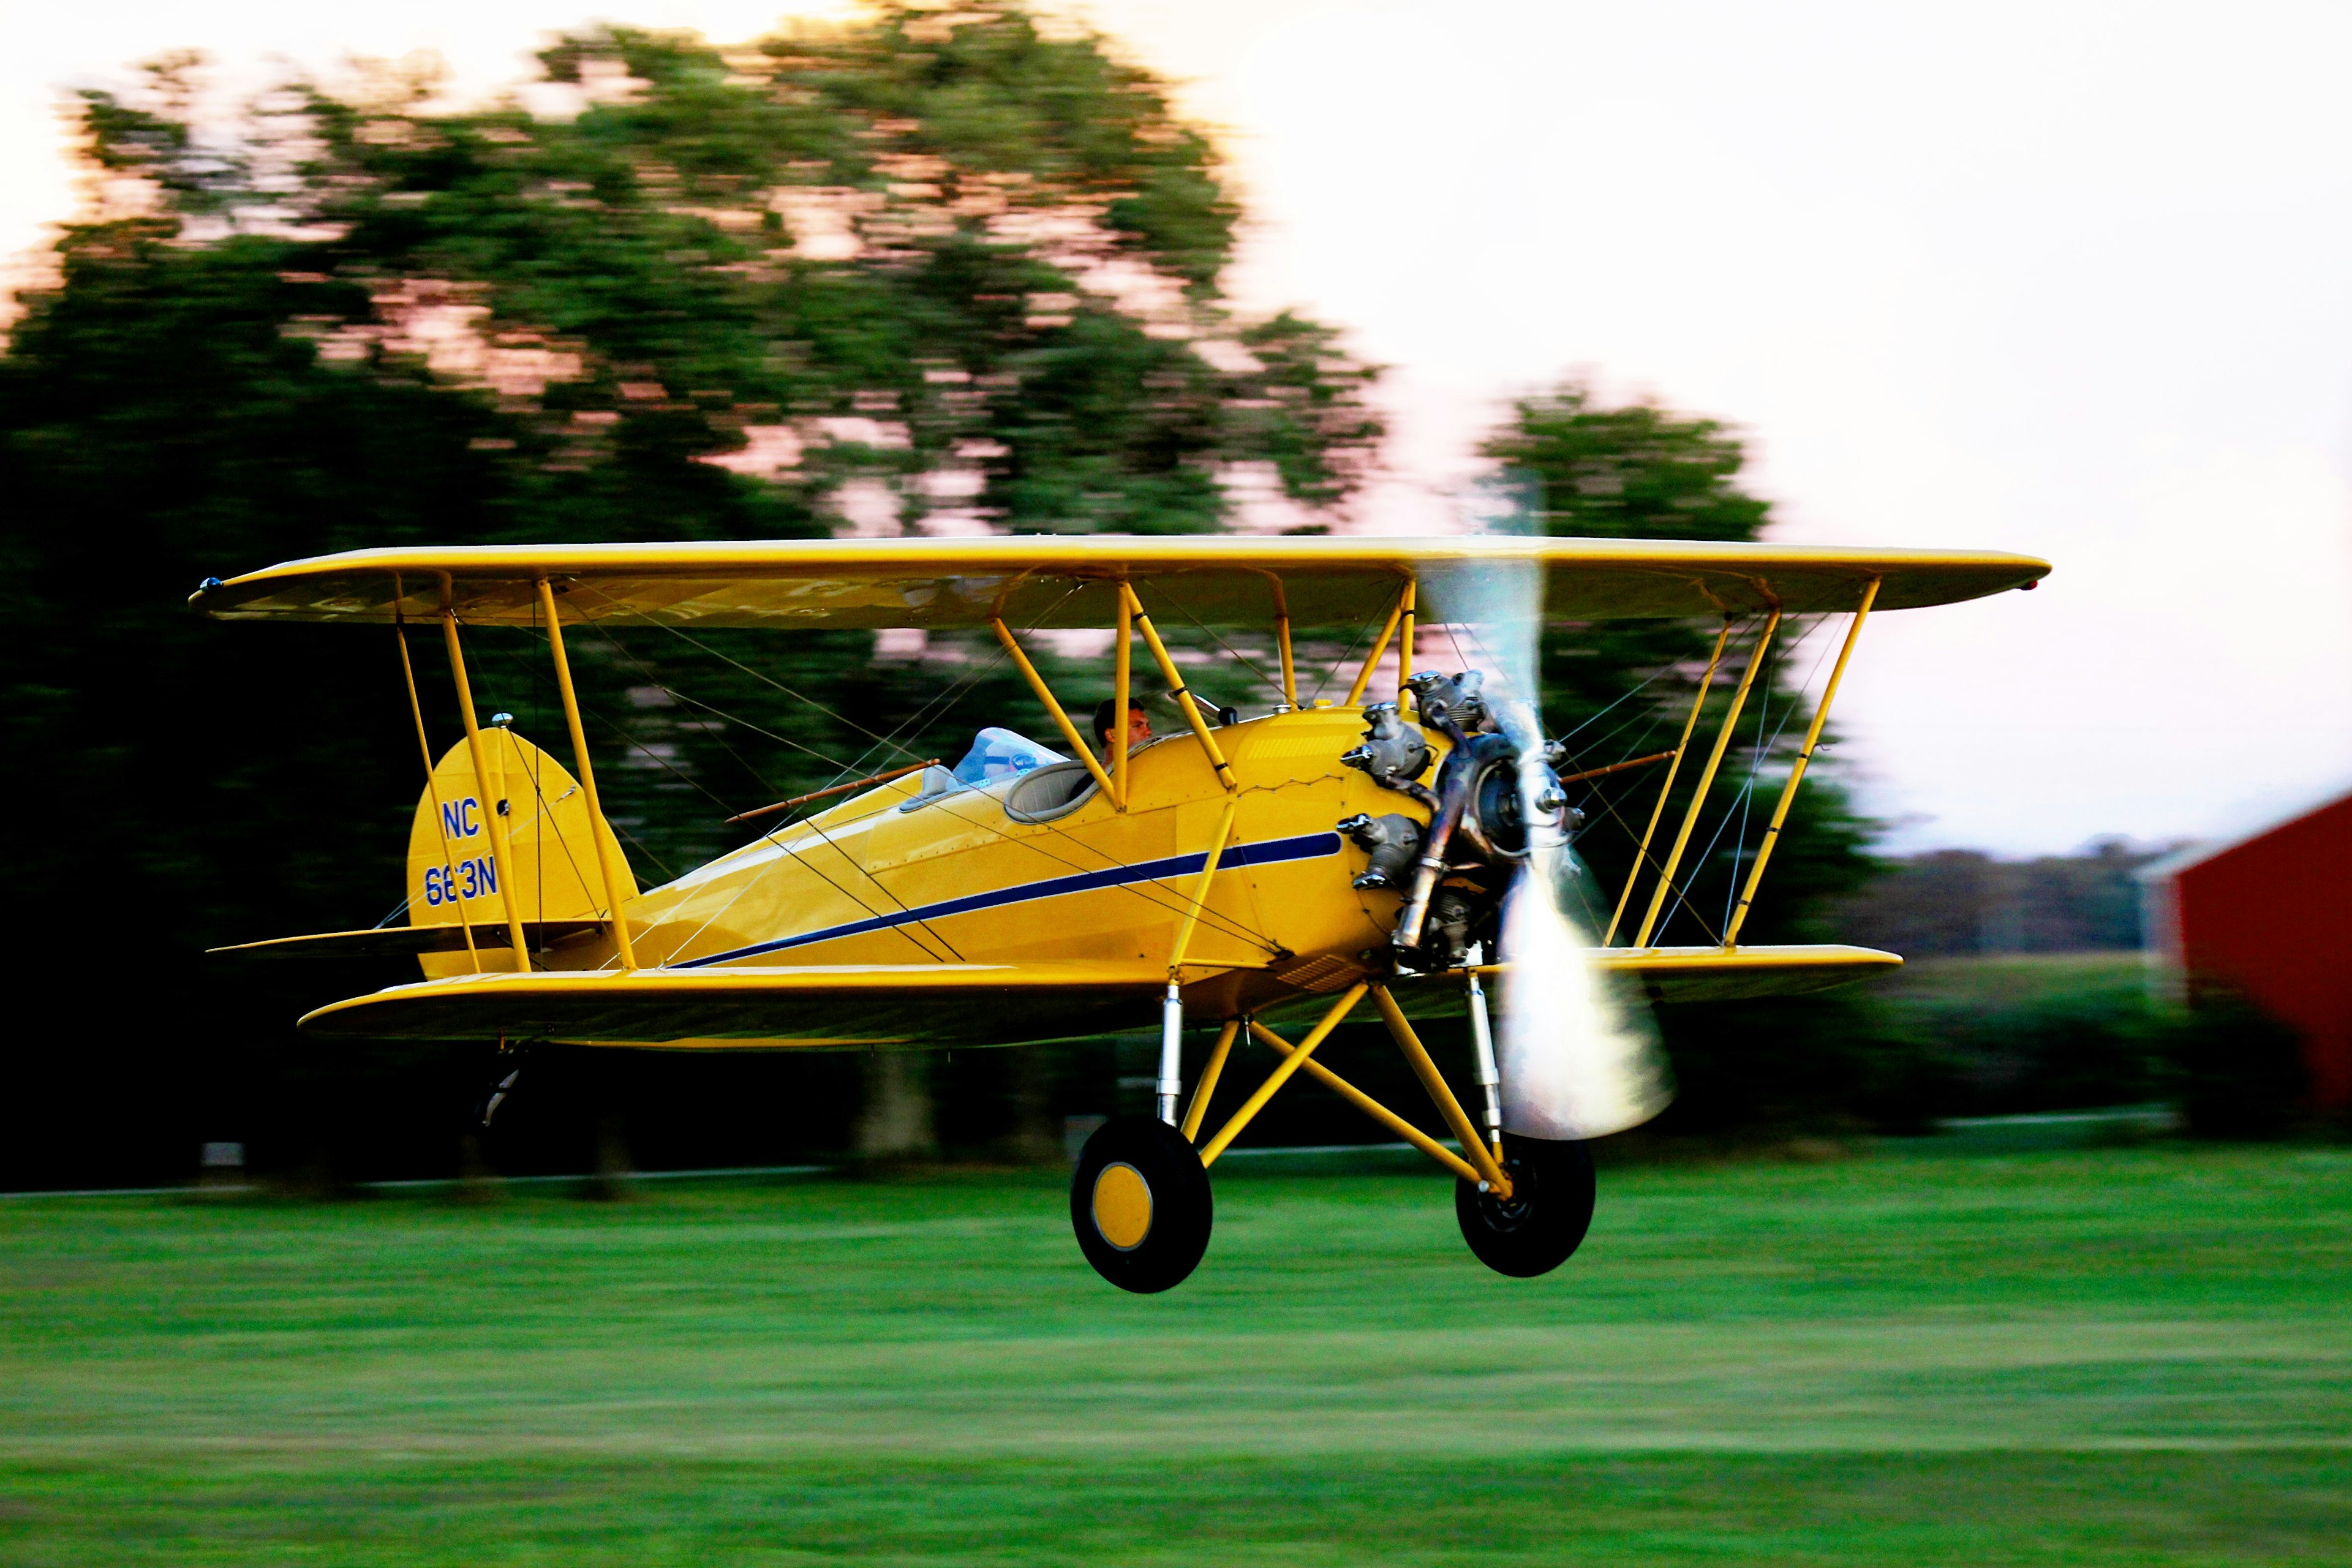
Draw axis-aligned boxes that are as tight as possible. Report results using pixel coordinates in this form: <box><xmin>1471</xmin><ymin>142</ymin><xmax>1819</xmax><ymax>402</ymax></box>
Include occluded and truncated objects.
<box><xmin>1070</xmin><ymin>1114</ymin><xmax>1213</xmax><ymax>1294</ymax></box>
<box><xmin>1454</xmin><ymin>1133</ymin><xmax>1596</xmax><ymax>1278</ymax></box>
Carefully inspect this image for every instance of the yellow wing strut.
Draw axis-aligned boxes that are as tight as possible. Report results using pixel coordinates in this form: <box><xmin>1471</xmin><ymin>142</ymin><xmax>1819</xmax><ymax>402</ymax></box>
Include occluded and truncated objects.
<box><xmin>1722</xmin><ymin>579</ymin><xmax>1878</xmax><ymax>948</ymax></box>
<box><xmin>1121</xmin><ymin>581</ymin><xmax>1245</xmax><ymax>1121</ymax></box>
<box><xmin>1272</xmin><ymin>580</ymin><xmax>1298</xmax><ymax>709</ymax></box>
<box><xmin>1632</xmin><ymin>610</ymin><xmax>1781</xmax><ymax>949</ymax></box>
<box><xmin>1198</xmin><ymin>984</ymin><xmax>1368</xmax><ymax>1165</ymax></box>
<box><xmin>392</xmin><ymin>592</ymin><xmax>482</xmax><ymax>976</ymax></box>
<box><xmin>1112</xmin><ymin>586</ymin><xmax>1132</xmax><ymax>810</ymax></box>
<box><xmin>437</xmin><ymin>597</ymin><xmax>532</xmax><ymax>973</ymax></box>
<box><xmin>1396</xmin><ymin>579</ymin><xmax>1415</xmax><ymax>712</ymax></box>
<box><xmin>536</xmin><ymin>576</ymin><xmax>637</xmax><ymax>971</ymax></box>
<box><xmin>1121</xmin><ymin>584</ymin><xmax>1235</xmax><ymax>793</ymax></box>
<box><xmin>1343</xmin><ymin>584</ymin><xmax>1411</xmax><ymax>707</ymax></box>
<box><xmin>1605</xmin><ymin>619</ymin><xmax>1731</xmax><ymax>946</ymax></box>
<box><xmin>990</xmin><ymin>618</ymin><xmax>1123</xmax><ymax>809</ymax></box>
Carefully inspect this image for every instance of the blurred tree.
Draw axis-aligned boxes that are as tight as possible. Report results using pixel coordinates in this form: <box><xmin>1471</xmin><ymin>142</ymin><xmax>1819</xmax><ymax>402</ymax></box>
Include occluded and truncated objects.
<box><xmin>0</xmin><ymin>5</ymin><xmax>1378</xmax><ymax>1188</ymax></box>
<box><xmin>1831</xmin><ymin>839</ymin><xmax>2174</xmax><ymax>957</ymax></box>
<box><xmin>2166</xmin><ymin>990</ymin><xmax>2310</xmax><ymax>1140</ymax></box>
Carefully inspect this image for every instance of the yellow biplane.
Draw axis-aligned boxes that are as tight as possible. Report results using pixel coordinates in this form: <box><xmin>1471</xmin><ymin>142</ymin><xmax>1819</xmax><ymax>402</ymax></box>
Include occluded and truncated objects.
<box><xmin>198</xmin><ymin>535</ymin><xmax>2046</xmax><ymax>1291</ymax></box>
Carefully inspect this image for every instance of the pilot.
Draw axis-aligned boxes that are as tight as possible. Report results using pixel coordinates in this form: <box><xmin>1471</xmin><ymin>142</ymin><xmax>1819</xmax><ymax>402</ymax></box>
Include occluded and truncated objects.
<box><xmin>1091</xmin><ymin>697</ymin><xmax>1152</xmax><ymax>764</ymax></box>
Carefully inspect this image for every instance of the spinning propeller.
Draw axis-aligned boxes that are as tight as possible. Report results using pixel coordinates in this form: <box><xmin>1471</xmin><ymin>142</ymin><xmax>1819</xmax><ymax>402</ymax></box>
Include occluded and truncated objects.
<box><xmin>1344</xmin><ymin>554</ymin><xmax>1672</xmax><ymax>1143</ymax></box>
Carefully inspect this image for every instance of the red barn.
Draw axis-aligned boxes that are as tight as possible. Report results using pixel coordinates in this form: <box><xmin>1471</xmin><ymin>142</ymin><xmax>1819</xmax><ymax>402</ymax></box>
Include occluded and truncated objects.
<box><xmin>2142</xmin><ymin>787</ymin><xmax>2352</xmax><ymax>1109</ymax></box>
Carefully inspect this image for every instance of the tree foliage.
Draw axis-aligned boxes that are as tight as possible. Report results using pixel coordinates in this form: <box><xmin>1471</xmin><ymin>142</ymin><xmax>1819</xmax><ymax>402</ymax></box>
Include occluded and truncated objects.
<box><xmin>59</xmin><ymin>11</ymin><xmax>1379</xmax><ymax>539</ymax></box>
<box><xmin>0</xmin><ymin>5</ymin><xmax>1376</xmax><ymax>1187</ymax></box>
<box><xmin>1</xmin><ymin>6</ymin><xmax>1925</xmax><ymax>1180</ymax></box>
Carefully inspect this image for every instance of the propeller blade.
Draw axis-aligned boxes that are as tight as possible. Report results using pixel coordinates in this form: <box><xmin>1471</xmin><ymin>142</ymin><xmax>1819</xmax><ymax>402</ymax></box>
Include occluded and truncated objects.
<box><xmin>1426</xmin><ymin>491</ymin><xmax>1675</xmax><ymax>1142</ymax></box>
<box><xmin>1496</xmin><ymin>726</ymin><xmax>1672</xmax><ymax>1139</ymax></box>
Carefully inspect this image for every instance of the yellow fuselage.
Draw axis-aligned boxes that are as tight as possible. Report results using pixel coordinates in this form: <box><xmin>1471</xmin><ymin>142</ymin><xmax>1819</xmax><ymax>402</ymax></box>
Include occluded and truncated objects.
<box><xmin>563</xmin><ymin>707</ymin><xmax>1428</xmax><ymax>1022</ymax></box>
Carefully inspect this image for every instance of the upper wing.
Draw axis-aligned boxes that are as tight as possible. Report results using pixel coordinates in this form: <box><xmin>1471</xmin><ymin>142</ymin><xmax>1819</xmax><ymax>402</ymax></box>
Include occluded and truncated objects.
<box><xmin>192</xmin><ymin>536</ymin><xmax>2048</xmax><ymax>631</ymax></box>
<box><xmin>298</xmin><ymin>960</ymin><xmax>1167</xmax><ymax>1047</ymax></box>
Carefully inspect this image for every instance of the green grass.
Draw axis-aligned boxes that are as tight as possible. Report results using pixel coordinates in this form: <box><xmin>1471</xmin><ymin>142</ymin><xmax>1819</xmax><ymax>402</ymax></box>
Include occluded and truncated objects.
<box><xmin>3</xmin><ymin>1147</ymin><xmax>2349</xmax><ymax>1564</ymax></box>
<box><xmin>1882</xmin><ymin>951</ymin><xmax>2154</xmax><ymax>1012</ymax></box>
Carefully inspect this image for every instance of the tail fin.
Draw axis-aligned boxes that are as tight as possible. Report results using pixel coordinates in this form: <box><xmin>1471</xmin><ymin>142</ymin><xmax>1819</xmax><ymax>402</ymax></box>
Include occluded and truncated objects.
<box><xmin>407</xmin><ymin>726</ymin><xmax>636</xmax><ymax>967</ymax></box>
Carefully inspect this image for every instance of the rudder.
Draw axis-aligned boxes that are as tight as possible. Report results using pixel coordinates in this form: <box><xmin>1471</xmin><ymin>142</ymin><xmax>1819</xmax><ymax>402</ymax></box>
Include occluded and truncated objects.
<box><xmin>407</xmin><ymin>726</ymin><xmax>636</xmax><ymax>973</ymax></box>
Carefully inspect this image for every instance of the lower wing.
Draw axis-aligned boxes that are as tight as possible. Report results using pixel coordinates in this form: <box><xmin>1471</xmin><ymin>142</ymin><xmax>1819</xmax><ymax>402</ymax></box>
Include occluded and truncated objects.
<box><xmin>297</xmin><ymin>945</ymin><xmax>1896</xmax><ymax>1047</ymax></box>
<box><xmin>1594</xmin><ymin>943</ymin><xmax>1900</xmax><ymax>1003</ymax></box>
<box><xmin>1368</xmin><ymin>943</ymin><xmax>1900</xmax><ymax>1021</ymax></box>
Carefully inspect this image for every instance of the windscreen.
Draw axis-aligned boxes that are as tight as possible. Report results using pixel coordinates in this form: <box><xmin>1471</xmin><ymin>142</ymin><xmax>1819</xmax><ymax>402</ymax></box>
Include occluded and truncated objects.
<box><xmin>951</xmin><ymin>728</ymin><xmax>1066</xmax><ymax>787</ymax></box>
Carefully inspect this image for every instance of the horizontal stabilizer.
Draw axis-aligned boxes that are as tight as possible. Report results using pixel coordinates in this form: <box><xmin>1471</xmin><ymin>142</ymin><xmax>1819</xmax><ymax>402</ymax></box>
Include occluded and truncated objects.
<box><xmin>299</xmin><ymin>960</ymin><xmax>1167</xmax><ymax>1046</ymax></box>
<box><xmin>210</xmin><ymin>922</ymin><xmax>606</xmax><ymax>961</ymax></box>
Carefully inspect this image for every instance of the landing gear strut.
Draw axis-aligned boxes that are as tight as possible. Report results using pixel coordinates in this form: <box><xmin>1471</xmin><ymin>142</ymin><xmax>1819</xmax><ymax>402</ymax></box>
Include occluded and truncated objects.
<box><xmin>1067</xmin><ymin>984</ymin><xmax>1597</xmax><ymax>1291</ymax></box>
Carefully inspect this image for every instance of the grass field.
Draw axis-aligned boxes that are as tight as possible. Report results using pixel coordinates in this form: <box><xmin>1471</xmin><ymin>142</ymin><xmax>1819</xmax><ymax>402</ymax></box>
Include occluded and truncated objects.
<box><xmin>1878</xmin><ymin>950</ymin><xmax>2154</xmax><ymax>1008</ymax></box>
<box><xmin>2</xmin><ymin>1145</ymin><xmax>2348</xmax><ymax>1564</ymax></box>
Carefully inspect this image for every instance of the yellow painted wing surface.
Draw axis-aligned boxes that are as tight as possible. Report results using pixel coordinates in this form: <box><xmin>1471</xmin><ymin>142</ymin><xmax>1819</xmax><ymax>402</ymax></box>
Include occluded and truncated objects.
<box><xmin>298</xmin><ymin>944</ymin><xmax>1896</xmax><ymax>1046</ymax></box>
<box><xmin>1363</xmin><ymin>944</ymin><xmax>1901</xmax><ymax>1025</ymax></box>
<box><xmin>1593</xmin><ymin>943</ymin><xmax>1900</xmax><ymax>1002</ymax></box>
<box><xmin>297</xmin><ymin>961</ymin><xmax>1168</xmax><ymax>1047</ymax></box>
<box><xmin>193</xmin><ymin>535</ymin><xmax>2048</xmax><ymax>630</ymax></box>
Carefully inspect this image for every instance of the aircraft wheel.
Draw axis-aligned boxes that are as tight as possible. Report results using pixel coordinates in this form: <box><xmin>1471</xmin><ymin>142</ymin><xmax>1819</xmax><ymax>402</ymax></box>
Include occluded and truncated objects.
<box><xmin>1454</xmin><ymin>1134</ymin><xmax>1595</xmax><ymax>1278</ymax></box>
<box><xmin>1071</xmin><ymin>1114</ymin><xmax>1213</xmax><ymax>1294</ymax></box>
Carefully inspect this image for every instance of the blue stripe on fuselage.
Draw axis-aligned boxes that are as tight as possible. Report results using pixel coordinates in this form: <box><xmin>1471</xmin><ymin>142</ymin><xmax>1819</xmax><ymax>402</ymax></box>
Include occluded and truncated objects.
<box><xmin>671</xmin><ymin>831</ymin><xmax>1343</xmax><ymax>968</ymax></box>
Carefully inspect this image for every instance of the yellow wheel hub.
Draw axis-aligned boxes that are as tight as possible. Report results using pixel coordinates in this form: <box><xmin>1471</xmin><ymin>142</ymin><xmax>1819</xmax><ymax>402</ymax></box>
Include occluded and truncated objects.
<box><xmin>1091</xmin><ymin>1162</ymin><xmax>1153</xmax><ymax>1251</ymax></box>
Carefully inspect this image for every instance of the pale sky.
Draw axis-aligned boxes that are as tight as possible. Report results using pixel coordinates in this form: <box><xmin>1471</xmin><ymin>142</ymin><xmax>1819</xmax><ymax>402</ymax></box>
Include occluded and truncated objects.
<box><xmin>9</xmin><ymin>1</ymin><xmax>2351</xmax><ymax>856</ymax></box>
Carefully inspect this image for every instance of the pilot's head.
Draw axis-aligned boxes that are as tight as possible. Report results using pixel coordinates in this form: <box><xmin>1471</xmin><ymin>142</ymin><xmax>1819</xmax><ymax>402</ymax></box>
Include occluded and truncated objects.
<box><xmin>1092</xmin><ymin>698</ymin><xmax>1151</xmax><ymax>755</ymax></box>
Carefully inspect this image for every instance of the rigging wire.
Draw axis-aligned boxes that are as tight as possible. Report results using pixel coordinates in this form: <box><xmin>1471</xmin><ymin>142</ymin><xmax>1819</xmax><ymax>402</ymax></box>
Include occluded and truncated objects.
<box><xmin>1556</xmin><ymin>661</ymin><xmax>1679</xmax><ymax>744</ymax></box>
<box><xmin>1302</xmin><ymin>606</ymin><xmax>1382</xmax><ymax>706</ymax></box>
<box><xmin>1138</xmin><ymin>582</ymin><xmax>1281</xmax><ymax>700</ymax></box>
<box><xmin>662</xmin><ymin>693</ymin><xmax>1284</xmax><ymax>956</ymax></box>
<box><xmin>567</xmin><ymin>582</ymin><xmax>929</xmax><ymax>762</ymax></box>
<box><xmin>481</xmin><ymin>639</ymin><xmax>958</xmax><ymax>966</ymax></box>
<box><xmin>747</xmin><ymin>660</ymin><xmax>1284</xmax><ymax>953</ymax></box>
<box><xmin>914</xmin><ymin>782</ymin><xmax>1284</xmax><ymax>956</ymax></box>
<box><xmin>1575</xmin><ymin>613</ymin><xmax>1773</xmax><ymax>948</ymax></box>
<box><xmin>577</xmin><ymin>625</ymin><xmax>867</xmax><ymax>778</ymax></box>
<box><xmin>1422</xmin><ymin>605</ymin><xmax>1747</xmax><ymax>945</ymax></box>
<box><xmin>1717</xmin><ymin>623</ymin><xmax>1792</xmax><ymax>934</ymax></box>
<box><xmin>491</xmin><ymin>585</ymin><xmax>1291</xmax><ymax>965</ymax></box>
<box><xmin>559</xmin><ymin>619</ymin><xmax>973</xmax><ymax>959</ymax></box>
<box><xmin>794</xmin><ymin>631</ymin><xmax>1020</xmax><ymax>798</ymax></box>
<box><xmin>1721</xmin><ymin>620</ymin><xmax>1801</xmax><ymax>933</ymax></box>
<box><xmin>547</xmin><ymin>597</ymin><xmax>1123</xmax><ymax>967</ymax></box>
<box><xmin>629</xmin><ymin>597</ymin><xmax>1120</xmax><ymax>969</ymax></box>
<box><xmin>1653</xmin><ymin>617</ymin><xmax>1836</xmax><ymax>946</ymax></box>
